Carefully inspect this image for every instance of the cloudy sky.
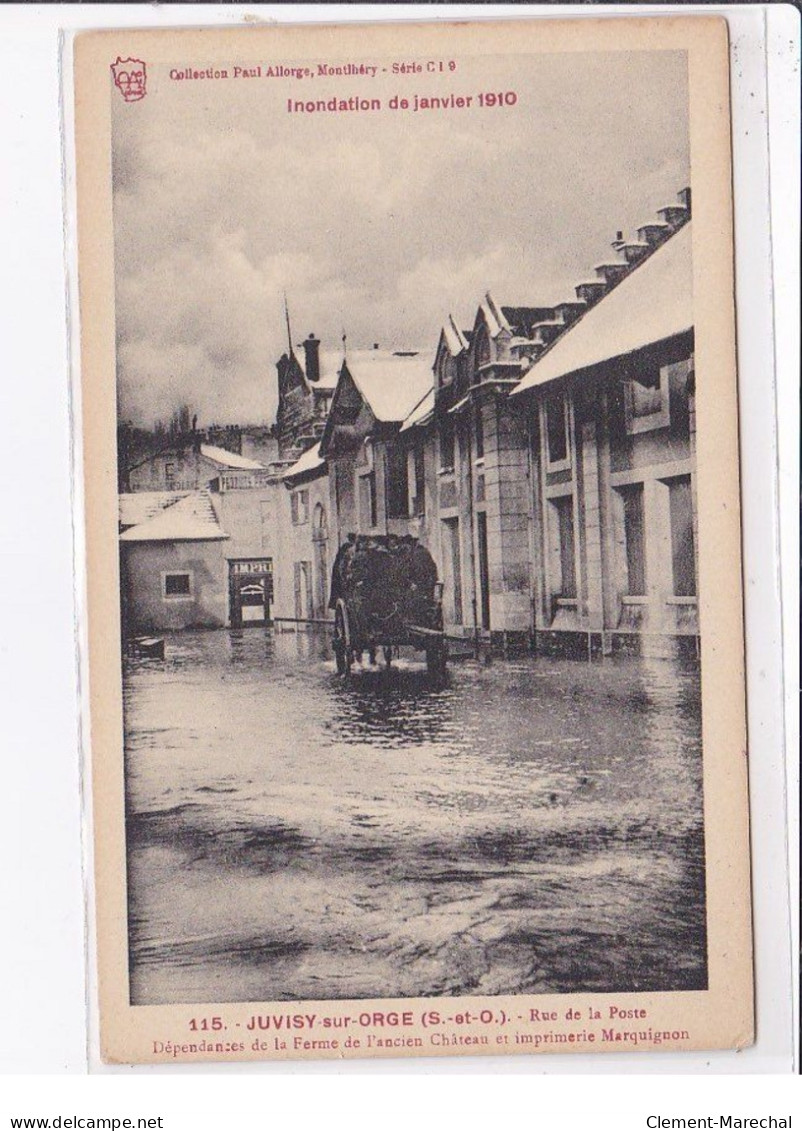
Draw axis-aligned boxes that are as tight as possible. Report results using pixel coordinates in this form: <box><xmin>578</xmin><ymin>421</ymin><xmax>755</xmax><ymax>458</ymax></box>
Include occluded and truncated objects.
<box><xmin>112</xmin><ymin>48</ymin><xmax>689</xmax><ymax>427</ymax></box>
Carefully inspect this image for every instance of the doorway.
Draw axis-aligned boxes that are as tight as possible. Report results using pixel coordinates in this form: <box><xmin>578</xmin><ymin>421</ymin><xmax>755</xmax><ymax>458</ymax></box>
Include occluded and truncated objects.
<box><xmin>229</xmin><ymin>558</ymin><xmax>273</xmax><ymax>627</ymax></box>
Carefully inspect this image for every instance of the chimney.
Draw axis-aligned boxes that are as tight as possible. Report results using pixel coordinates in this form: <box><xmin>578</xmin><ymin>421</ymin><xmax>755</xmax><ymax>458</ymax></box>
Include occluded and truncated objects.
<box><xmin>677</xmin><ymin>186</ymin><xmax>691</xmax><ymax>213</ymax></box>
<box><xmin>302</xmin><ymin>333</ymin><xmax>320</xmax><ymax>383</ymax></box>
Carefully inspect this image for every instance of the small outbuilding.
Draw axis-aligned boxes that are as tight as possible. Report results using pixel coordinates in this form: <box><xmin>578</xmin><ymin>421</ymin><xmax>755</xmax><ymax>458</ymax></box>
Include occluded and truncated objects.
<box><xmin>119</xmin><ymin>490</ymin><xmax>230</xmax><ymax>633</ymax></box>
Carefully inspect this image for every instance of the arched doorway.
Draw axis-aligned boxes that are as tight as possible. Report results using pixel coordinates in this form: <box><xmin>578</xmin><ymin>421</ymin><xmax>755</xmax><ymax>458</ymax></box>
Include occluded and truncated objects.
<box><xmin>312</xmin><ymin>503</ymin><xmax>329</xmax><ymax>619</ymax></box>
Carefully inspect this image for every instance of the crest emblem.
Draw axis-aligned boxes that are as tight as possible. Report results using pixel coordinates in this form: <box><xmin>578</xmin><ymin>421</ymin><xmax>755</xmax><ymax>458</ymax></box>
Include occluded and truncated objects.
<box><xmin>111</xmin><ymin>57</ymin><xmax>147</xmax><ymax>102</ymax></box>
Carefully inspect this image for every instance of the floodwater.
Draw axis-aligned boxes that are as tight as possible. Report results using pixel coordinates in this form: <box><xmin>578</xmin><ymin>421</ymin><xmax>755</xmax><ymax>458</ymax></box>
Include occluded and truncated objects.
<box><xmin>124</xmin><ymin>628</ymin><xmax>706</xmax><ymax>1005</ymax></box>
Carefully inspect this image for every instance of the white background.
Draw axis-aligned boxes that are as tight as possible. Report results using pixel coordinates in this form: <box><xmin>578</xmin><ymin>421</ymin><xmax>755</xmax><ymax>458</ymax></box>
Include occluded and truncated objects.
<box><xmin>0</xmin><ymin>1</ymin><xmax>798</xmax><ymax>1121</ymax></box>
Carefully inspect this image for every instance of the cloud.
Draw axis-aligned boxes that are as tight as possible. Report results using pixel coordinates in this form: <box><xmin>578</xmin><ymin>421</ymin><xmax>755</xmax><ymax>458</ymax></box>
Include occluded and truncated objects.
<box><xmin>113</xmin><ymin>49</ymin><xmax>690</xmax><ymax>426</ymax></box>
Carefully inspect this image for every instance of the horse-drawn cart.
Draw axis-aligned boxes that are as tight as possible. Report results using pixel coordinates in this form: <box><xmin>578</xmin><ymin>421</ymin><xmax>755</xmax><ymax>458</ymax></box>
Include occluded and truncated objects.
<box><xmin>329</xmin><ymin>534</ymin><xmax>447</xmax><ymax>677</ymax></box>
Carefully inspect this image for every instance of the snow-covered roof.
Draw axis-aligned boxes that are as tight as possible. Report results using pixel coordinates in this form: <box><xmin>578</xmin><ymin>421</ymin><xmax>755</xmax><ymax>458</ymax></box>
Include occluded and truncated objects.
<box><xmin>120</xmin><ymin>490</ymin><xmax>229</xmax><ymax>542</ymax></box>
<box><xmin>344</xmin><ymin>349</ymin><xmax>434</xmax><ymax>423</ymax></box>
<box><xmin>479</xmin><ymin>292</ymin><xmax>511</xmax><ymax>338</ymax></box>
<box><xmin>442</xmin><ymin>316</ymin><xmax>469</xmax><ymax>357</ymax></box>
<box><xmin>200</xmin><ymin>444</ymin><xmax>266</xmax><ymax>470</ymax></box>
<box><xmin>513</xmin><ymin>222</ymin><xmax>693</xmax><ymax>395</ymax></box>
<box><xmin>119</xmin><ymin>491</ymin><xmax>188</xmax><ymax>529</ymax></box>
<box><xmin>312</xmin><ymin>351</ymin><xmax>346</xmax><ymax>390</ymax></box>
<box><xmin>282</xmin><ymin>441</ymin><xmax>326</xmax><ymax>481</ymax></box>
<box><xmin>400</xmin><ymin>388</ymin><xmax>435</xmax><ymax>432</ymax></box>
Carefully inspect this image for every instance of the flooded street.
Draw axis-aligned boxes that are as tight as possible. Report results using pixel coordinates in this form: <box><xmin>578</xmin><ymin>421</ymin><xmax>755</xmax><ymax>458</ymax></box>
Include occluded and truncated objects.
<box><xmin>124</xmin><ymin>628</ymin><xmax>705</xmax><ymax>1005</ymax></box>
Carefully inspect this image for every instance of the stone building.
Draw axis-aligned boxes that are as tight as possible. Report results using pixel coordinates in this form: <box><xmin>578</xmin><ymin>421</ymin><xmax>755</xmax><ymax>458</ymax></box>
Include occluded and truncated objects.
<box><xmin>275</xmin><ymin>332</ymin><xmax>338</xmax><ymax>463</ymax></box>
<box><xmin>394</xmin><ymin>188</ymin><xmax>694</xmax><ymax>656</ymax></box>
<box><xmin>513</xmin><ymin>206</ymin><xmax>695</xmax><ymax>658</ymax></box>
<box><xmin>119</xmin><ymin>491</ymin><xmax>230</xmax><ymax>633</ymax></box>
<box><xmin>120</xmin><ymin>461</ymin><xmax>281</xmax><ymax>631</ymax></box>
<box><xmin>318</xmin><ymin>347</ymin><xmax>434</xmax><ymax>551</ymax></box>
<box><xmin>127</xmin><ymin>435</ymin><xmax>268</xmax><ymax>493</ymax></box>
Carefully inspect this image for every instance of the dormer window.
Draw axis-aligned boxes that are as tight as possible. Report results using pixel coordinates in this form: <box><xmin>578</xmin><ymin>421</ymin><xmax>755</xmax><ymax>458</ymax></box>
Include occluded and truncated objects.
<box><xmin>624</xmin><ymin>365</ymin><xmax>671</xmax><ymax>434</ymax></box>
<box><xmin>475</xmin><ymin>326</ymin><xmax>491</xmax><ymax>369</ymax></box>
<box><xmin>439</xmin><ymin>353</ymin><xmax>455</xmax><ymax>387</ymax></box>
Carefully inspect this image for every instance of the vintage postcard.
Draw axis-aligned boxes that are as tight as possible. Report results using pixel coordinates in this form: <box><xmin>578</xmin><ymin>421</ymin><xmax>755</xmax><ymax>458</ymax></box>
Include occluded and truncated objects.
<box><xmin>73</xmin><ymin>15</ymin><xmax>752</xmax><ymax>1064</ymax></box>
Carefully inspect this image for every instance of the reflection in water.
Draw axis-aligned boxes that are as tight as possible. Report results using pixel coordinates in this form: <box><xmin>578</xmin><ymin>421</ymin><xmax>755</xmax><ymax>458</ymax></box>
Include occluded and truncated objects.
<box><xmin>124</xmin><ymin>628</ymin><xmax>705</xmax><ymax>1005</ymax></box>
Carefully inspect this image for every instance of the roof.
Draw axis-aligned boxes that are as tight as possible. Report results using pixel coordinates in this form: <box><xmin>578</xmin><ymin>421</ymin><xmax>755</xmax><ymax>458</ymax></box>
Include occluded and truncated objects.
<box><xmin>441</xmin><ymin>316</ymin><xmax>469</xmax><ymax>357</ymax></box>
<box><xmin>513</xmin><ymin>222</ymin><xmax>693</xmax><ymax>395</ymax></box>
<box><xmin>400</xmin><ymin>387</ymin><xmax>435</xmax><ymax>432</ymax></box>
<box><xmin>119</xmin><ymin>490</ymin><xmax>229</xmax><ymax>542</ymax></box>
<box><xmin>199</xmin><ymin>444</ymin><xmax>266</xmax><ymax>470</ymax></box>
<box><xmin>312</xmin><ymin>351</ymin><xmax>346</xmax><ymax>391</ymax></box>
<box><xmin>119</xmin><ymin>491</ymin><xmax>188</xmax><ymax>529</ymax></box>
<box><xmin>479</xmin><ymin>293</ymin><xmax>510</xmax><ymax>338</ymax></box>
<box><xmin>343</xmin><ymin>349</ymin><xmax>434</xmax><ymax>423</ymax></box>
<box><xmin>500</xmin><ymin>306</ymin><xmax>556</xmax><ymax>337</ymax></box>
<box><xmin>282</xmin><ymin>441</ymin><xmax>326</xmax><ymax>482</ymax></box>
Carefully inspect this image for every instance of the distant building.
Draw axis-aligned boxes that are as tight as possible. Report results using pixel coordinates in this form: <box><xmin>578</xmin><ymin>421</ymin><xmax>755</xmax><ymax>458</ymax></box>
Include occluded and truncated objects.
<box><xmin>120</xmin><ymin>457</ymin><xmax>282</xmax><ymax>632</ymax></box>
<box><xmin>277</xmin><ymin>442</ymin><xmax>331</xmax><ymax>622</ymax></box>
<box><xmin>275</xmin><ymin>332</ymin><xmax>338</xmax><ymax>463</ymax></box>
<box><xmin>119</xmin><ymin>491</ymin><xmax>230</xmax><ymax>633</ymax></box>
<box><xmin>318</xmin><ymin>347</ymin><xmax>434</xmax><ymax>546</ymax></box>
<box><xmin>240</xmin><ymin>425</ymin><xmax>279</xmax><ymax>467</ymax></box>
<box><xmin>127</xmin><ymin>435</ymin><xmax>268</xmax><ymax>493</ymax></box>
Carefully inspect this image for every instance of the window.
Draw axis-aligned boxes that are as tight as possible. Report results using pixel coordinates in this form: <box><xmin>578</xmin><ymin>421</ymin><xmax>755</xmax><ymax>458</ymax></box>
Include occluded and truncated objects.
<box><xmin>163</xmin><ymin>572</ymin><xmax>192</xmax><ymax>599</ymax></box>
<box><xmin>291</xmin><ymin>488</ymin><xmax>309</xmax><ymax>526</ymax></box>
<box><xmin>359</xmin><ymin>472</ymin><xmax>377</xmax><ymax>529</ymax></box>
<box><xmin>412</xmin><ymin>444</ymin><xmax>426</xmax><ymax>516</ymax></box>
<box><xmin>474</xmin><ymin>405</ymin><xmax>484</xmax><ymax>460</ymax></box>
<box><xmin>619</xmin><ymin>484</ymin><xmax>646</xmax><ymax>596</ymax></box>
<box><xmin>475</xmin><ymin>326</ymin><xmax>491</xmax><ymax>369</ymax></box>
<box><xmin>439</xmin><ymin>415</ymin><xmax>455</xmax><ymax>473</ymax></box>
<box><xmin>551</xmin><ymin>496</ymin><xmax>577</xmax><ymax>598</ymax></box>
<box><xmin>545</xmin><ymin>394</ymin><xmax>570</xmax><ymax>469</ymax></box>
<box><xmin>624</xmin><ymin>366</ymin><xmax>670</xmax><ymax>433</ymax></box>
<box><xmin>668</xmin><ymin>476</ymin><xmax>696</xmax><ymax>596</ymax></box>
<box><xmin>164</xmin><ymin>461</ymin><xmax>176</xmax><ymax>488</ymax></box>
<box><xmin>386</xmin><ymin>443</ymin><xmax>409</xmax><ymax>519</ymax></box>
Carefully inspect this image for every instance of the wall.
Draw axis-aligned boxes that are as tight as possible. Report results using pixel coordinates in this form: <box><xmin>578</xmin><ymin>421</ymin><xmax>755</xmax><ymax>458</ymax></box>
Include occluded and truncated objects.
<box><xmin>241</xmin><ymin>428</ymin><xmax>279</xmax><ymax>466</ymax></box>
<box><xmin>128</xmin><ymin>449</ymin><xmax>220</xmax><ymax>492</ymax></box>
<box><xmin>272</xmin><ymin>472</ymin><xmax>332</xmax><ymax>623</ymax></box>
<box><xmin>121</xmin><ymin>539</ymin><xmax>228</xmax><ymax>633</ymax></box>
<box><xmin>214</xmin><ymin>482</ymin><xmax>280</xmax><ymax>562</ymax></box>
<box><xmin>528</xmin><ymin>351</ymin><xmax>697</xmax><ymax>657</ymax></box>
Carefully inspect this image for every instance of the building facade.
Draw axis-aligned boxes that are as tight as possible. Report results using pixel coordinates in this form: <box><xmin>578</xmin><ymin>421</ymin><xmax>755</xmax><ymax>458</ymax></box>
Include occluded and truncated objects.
<box><xmin>120</xmin><ymin>188</ymin><xmax>696</xmax><ymax>658</ymax></box>
<box><xmin>514</xmin><ymin>211</ymin><xmax>696</xmax><ymax>658</ymax></box>
<box><xmin>119</xmin><ymin>491</ymin><xmax>230</xmax><ymax>633</ymax></box>
<box><xmin>313</xmin><ymin>187</ymin><xmax>696</xmax><ymax>658</ymax></box>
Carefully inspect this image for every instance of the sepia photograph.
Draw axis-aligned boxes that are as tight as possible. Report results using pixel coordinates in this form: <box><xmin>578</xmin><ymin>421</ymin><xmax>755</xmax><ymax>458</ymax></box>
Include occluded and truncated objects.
<box><xmin>75</xmin><ymin>17</ymin><xmax>752</xmax><ymax>1062</ymax></box>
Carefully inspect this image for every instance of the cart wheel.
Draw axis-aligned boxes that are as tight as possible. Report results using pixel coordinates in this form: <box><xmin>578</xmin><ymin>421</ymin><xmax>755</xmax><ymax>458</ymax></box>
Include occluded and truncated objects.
<box><xmin>426</xmin><ymin>642</ymin><xmax>447</xmax><ymax>680</ymax></box>
<box><xmin>334</xmin><ymin>602</ymin><xmax>351</xmax><ymax>676</ymax></box>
